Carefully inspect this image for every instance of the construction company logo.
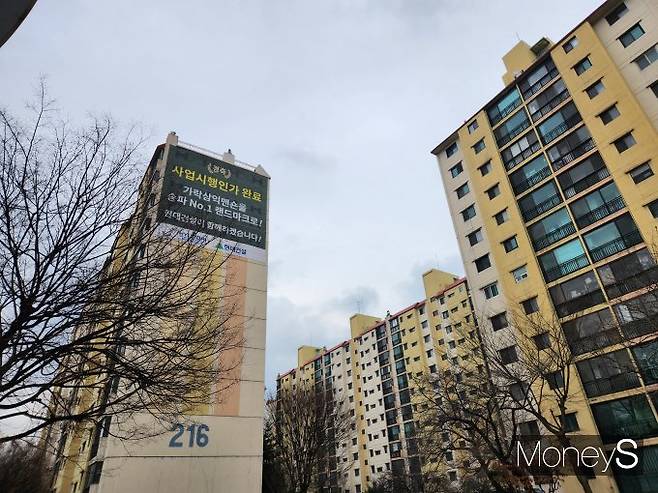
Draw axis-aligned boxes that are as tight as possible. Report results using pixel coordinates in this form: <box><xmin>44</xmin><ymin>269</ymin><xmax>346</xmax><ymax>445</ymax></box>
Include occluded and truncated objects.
<box><xmin>207</xmin><ymin>162</ymin><xmax>232</xmax><ymax>180</ymax></box>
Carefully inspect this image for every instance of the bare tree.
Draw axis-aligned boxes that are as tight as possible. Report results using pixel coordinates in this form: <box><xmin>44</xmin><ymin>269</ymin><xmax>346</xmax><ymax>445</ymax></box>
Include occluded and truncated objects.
<box><xmin>0</xmin><ymin>82</ymin><xmax>245</xmax><ymax>447</ymax></box>
<box><xmin>265</xmin><ymin>385</ymin><xmax>355</xmax><ymax>493</ymax></box>
<box><xmin>0</xmin><ymin>440</ymin><xmax>50</xmax><ymax>493</ymax></box>
<box><xmin>414</xmin><ymin>360</ymin><xmax>534</xmax><ymax>493</ymax></box>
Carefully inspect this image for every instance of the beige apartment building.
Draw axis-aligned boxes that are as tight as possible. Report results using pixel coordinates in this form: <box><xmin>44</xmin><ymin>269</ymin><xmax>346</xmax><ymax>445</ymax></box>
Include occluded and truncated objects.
<box><xmin>46</xmin><ymin>133</ymin><xmax>270</xmax><ymax>493</ymax></box>
<box><xmin>432</xmin><ymin>1</ymin><xmax>658</xmax><ymax>492</ymax></box>
<box><xmin>278</xmin><ymin>269</ymin><xmax>478</xmax><ymax>492</ymax></box>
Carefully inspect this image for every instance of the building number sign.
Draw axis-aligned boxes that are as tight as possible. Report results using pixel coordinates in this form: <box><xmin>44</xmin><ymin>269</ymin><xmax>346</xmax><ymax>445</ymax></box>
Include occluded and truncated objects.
<box><xmin>169</xmin><ymin>423</ymin><xmax>210</xmax><ymax>448</ymax></box>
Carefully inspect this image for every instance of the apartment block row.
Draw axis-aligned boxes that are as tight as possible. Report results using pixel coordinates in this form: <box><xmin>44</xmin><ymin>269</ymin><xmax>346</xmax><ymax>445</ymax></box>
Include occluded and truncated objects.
<box><xmin>277</xmin><ymin>269</ymin><xmax>477</xmax><ymax>492</ymax></box>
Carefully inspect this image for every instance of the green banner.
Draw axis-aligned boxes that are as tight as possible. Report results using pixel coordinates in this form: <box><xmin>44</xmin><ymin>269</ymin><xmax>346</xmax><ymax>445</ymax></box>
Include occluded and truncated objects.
<box><xmin>157</xmin><ymin>145</ymin><xmax>268</xmax><ymax>250</ymax></box>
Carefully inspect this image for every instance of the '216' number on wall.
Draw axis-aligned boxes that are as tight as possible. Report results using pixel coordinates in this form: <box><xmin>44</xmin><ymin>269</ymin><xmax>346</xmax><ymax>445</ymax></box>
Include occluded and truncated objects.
<box><xmin>169</xmin><ymin>424</ymin><xmax>210</xmax><ymax>448</ymax></box>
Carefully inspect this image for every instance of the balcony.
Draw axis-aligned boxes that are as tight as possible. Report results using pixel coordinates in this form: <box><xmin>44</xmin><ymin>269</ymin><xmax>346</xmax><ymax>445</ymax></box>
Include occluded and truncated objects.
<box><xmin>574</xmin><ymin>195</ymin><xmax>625</xmax><ymax>229</ymax></box>
<box><xmin>583</xmin><ymin>372</ymin><xmax>640</xmax><ymax>398</ymax></box>
<box><xmin>530</xmin><ymin>87</ymin><xmax>570</xmax><ymax>122</ymax></box>
<box><xmin>541</xmin><ymin>113</ymin><xmax>583</xmax><ymax>145</ymax></box>
<box><xmin>551</xmin><ymin>138</ymin><xmax>596</xmax><ymax>171</ymax></box>
<box><xmin>504</xmin><ymin>140</ymin><xmax>542</xmax><ymax>171</ymax></box>
<box><xmin>496</xmin><ymin>119</ymin><xmax>531</xmax><ymax>148</ymax></box>
<box><xmin>604</xmin><ymin>265</ymin><xmax>658</xmax><ymax>299</ymax></box>
<box><xmin>620</xmin><ymin>313</ymin><xmax>658</xmax><ymax>339</ymax></box>
<box><xmin>554</xmin><ymin>288</ymin><xmax>605</xmax><ymax>317</ymax></box>
<box><xmin>512</xmin><ymin>166</ymin><xmax>552</xmax><ymax>195</ymax></box>
<box><xmin>567</xmin><ymin>327</ymin><xmax>621</xmax><ymax>356</ymax></box>
<box><xmin>521</xmin><ymin>194</ymin><xmax>562</xmax><ymax>222</ymax></box>
<box><xmin>588</xmin><ymin>229</ymin><xmax>643</xmax><ymax>262</ymax></box>
<box><xmin>600</xmin><ymin>418</ymin><xmax>658</xmax><ymax>444</ymax></box>
<box><xmin>489</xmin><ymin>97</ymin><xmax>523</xmax><ymax>127</ymax></box>
<box><xmin>543</xmin><ymin>253</ymin><xmax>589</xmax><ymax>283</ymax></box>
<box><xmin>562</xmin><ymin>167</ymin><xmax>610</xmax><ymax>198</ymax></box>
<box><xmin>532</xmin><ymin>222</ymin><xmax>577</xmax><ymax>251</ymax></box>
<box><xmin>522</xmin><ymin>65</ymin><xmax>560</xmax><ymax>99</ymax></box>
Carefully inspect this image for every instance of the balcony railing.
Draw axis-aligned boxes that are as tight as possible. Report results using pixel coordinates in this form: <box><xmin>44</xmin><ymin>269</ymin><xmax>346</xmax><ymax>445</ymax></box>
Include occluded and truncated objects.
<box><xmin>567</xmin><ymin>327</ymin><xmax>621</xmax><ymax>356</ymax></box>
<box><xmin>530</xmin><ymin>88</ymin><xmax>570</xmax><ymax>122</ymax></box>
<box><xmin>504</xmin><ymin>140</ymin><xmax>542</xmax><ymax>171</ymax></box>
<box><xmin>551</xmin><ymin>138</ymin><xmax>596</xmax><ymax>171</ymax></box>
<box><xmin>540</xmin><ymin>113</ymin><xmax>583</xmax><ymax>145</ymax></box>
<box><xmin>522</xmin><ymin>66</ymin><xmax>560</xmax><ymax>99</ymax></box>
<box><xmin>554</xmin><ymin>289</ymin><xmax>605</xmax><ymax>317</ymax></box>
<box><xmin>532</xmin><ymin>222</ymin><xmax>577</xmax><ymax>251</ymax></box>
<box><xmin>543</xmin><ymin>253</ymin><xmax>589</xmax><ymax>282</ymax></box>
<box><xmin>600</xmin><ymin>418</ymin><xmax>658</xmax><ymax>444</ymax></box>
<box><xmin>562</xmin><ymin>167</ymin><xmax>610</xmax><ymax>198</ymax></box>
<box><xmin>489</xmin><ymin>97</ymin><xmax>523</xmax><ymax>126</ymax></box>
<box><xmin>522</xmin><ymin>194</ymin><xmax>562</xmax><ymax>222</ymax></box>
<box><xmin>496</xmin><ymin>119</ymin><xmax>531</xmax><ymax>148</ymax></box>
<box><xmin>620</xmin><ymin>312</ymin><xmax>658</xmax><ymax>339</ymax></box>
<box><xmin>512</xmin><ymin>166</ymin><xmax>552</xmax><ymax>195</ymax></box>
<box><xmin>588</xmin><ymin>229</ymin><xmax>643</xmax><ymax>262</ymax></box>
<box><xmin>604</xmin><ymin>265</ymin><xmax>658</xmax><ymax>299</ymax></box>
<box><xmin>584</xmin><ymin>372</ymin><xmax>641</xmax><ymax>398</ymax></box>
<box><xmin>574</xmin><ymin>195</ymin><xmax>625</xmax><ymax>229</ymax></box>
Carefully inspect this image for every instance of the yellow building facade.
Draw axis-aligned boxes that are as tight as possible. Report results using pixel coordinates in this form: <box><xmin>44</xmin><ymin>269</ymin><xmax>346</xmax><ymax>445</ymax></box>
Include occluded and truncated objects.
<box><xmin>432</xmin><ymin>1</ymin><xmax>658</xmax><ymax>492</ymax></box>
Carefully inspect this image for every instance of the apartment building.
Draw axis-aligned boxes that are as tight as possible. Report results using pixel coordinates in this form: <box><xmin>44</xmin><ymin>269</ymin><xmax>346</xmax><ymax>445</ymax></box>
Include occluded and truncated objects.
<box><xmin>277</xmin><ymin>269</ymin><xmax>477</xmax><ymax>492</ymax></box>
<box><xmin>432</xmin><ymin>1</ymin><xmax>658</xmax><ymax>492</ymax></box>
<box><xmin>47</xmin><ymin>133</ymin><xmax>270</xmax><ymax>493</ymax></box>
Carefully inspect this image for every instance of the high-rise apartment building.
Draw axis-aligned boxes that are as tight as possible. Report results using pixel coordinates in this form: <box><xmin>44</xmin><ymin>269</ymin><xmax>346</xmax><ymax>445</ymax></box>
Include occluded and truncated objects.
<box><xmin>432</xmin><ymin>1</ymin><xmax>658</xmax><ymax>491</ymax></box>
<box><xmin>47</xmin><ymin>133</ymin><xmax>270</xmax><ymax>493</ymax></box>
<box><xmin>277</xmin><ymin>269</ymin><xmax>478</xmax><ymax>492</ymax></box>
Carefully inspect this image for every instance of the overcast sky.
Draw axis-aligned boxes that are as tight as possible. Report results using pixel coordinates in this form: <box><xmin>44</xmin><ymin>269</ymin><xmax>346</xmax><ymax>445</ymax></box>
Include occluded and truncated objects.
<box><xmin>1</xmin><ymin>0</ymin><xmax>602</xmax><ymax>391</ymax></box>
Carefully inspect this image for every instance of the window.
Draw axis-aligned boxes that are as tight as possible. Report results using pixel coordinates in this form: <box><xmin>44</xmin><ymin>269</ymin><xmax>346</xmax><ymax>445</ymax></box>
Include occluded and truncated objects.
<box><xmin>473</xmin><ymin>139</ymin><xmax>486</xmax><ymax>154</ymax></box>
<box><xmin>613</xmin><ymin>132</ymin><xmax>636</xmax><ymax>153</ymax></box>
<box><xmin>474</xmin><ymin>254</ymin><xmax>491</xmax><ymax>272</ymax></box>
<box><xmin>539</xmin><ymin>238</ymin><xmax>588</xmax><ymax>282</ymax></box>
<box><xmin>574</xmin><ymin>56</ymin><xmax>592</xmax><ymax>75</ymax></box>
<box><xmin>651</xmin><ymin>80</ymin><xmax>658</xmax><ymax>98</ymax></box>
<box><xmin>494</xmin><ymin>209</ymin><xmax>509</xmax><ymax>225</ymax></box>
<box><xmin>502</xmin><ymin>236</ymin><xmax>519</xmax><ymax>253</ymax></box>
<box><xmin>486</xmin><ymin>183</ymin><xmax>500</xmax><ymax>199</ymax></box>
<box><xmin>467</xmin><ymin>228</ymin><xmax>483</xmax><ymax>246</ymax></box>
<box><xmin>546</xmin><ymin>371</ymin><xmax>564</xmax><ymax>390</ymax></box>
<box><xmin>499</xmin><ymin>345</ymin><xmax>518</xmax><ymax>364</ymax></box>
<box><xmin>586</xmin><ymin>79</ymin><xmax>604</xmax><ymax>99</ymax></box>
<box><xmin>563</xmin><ymin>36</ymin><xmax>578</xmax><ymax>53</ymax></box>
<box><xmin>628</xmin><ymin>162</ymin><xmax>653</xmax><ymax>184</ymax></box>
<box><xmin>479</xmin><ymin>161</ymin><xmax>492</xmax><ymax>176</ymax></box>
<box><xmin>490</xmin><ymin>312</ymin><xmax>508</xmax><ymax>331</ymax></box>
<box><xmin>512</xmin><ymin>265</ymin><xmax>528</xmax><ymax>283</ymax></box>
<box><xmin>619</xmin><ymin>23</ymin><xmax>644</xmax><ymax>48</ymax></box>
<box><xmin>598</xmin><ymin>104</ymin><xmax>620</xmax><ymax>125</ymax></box>
<box><xmin>461</xmin><ymin>204</ymin><xmax>476</xmax><ymax>221</ymax></box>
<box><xmin>523</xmin><ymin>297</ymin><xmax>540</xmax><ymax>315</ymax></box>
<box><xmin>482</xmin><ymin>282</ymin><xmax>499</xmax><ymax>299</ymax></box>
<box><xmin>605</xmin><ymin>3</ymin><xmax>628</xmax><ymax>25</ymax></box>
<box><xmin>634</xmin><ymin>44</ymin><xmax>658</xmax><ymax>70</ymax></box>
<box><xmin>647</xmin><ymin>199</ymin><xmax>658</xmax><ymax>218</ymax></box>
<box><xmin>446</xmin><ymin>142</ymin><xmax>458</xmax><ymax>158</ymax></box>
<box><xmin>455</xmin><ymin>182</ymin><xmax>470</xmax><ymax>199</ymax></box>
<box><xmin>577</xmin><ymin>349</ymin><xmax>638</xmax><ymax>397</ymax></box>
<box><xmin>449</xmin><ymin>162</ymin><xmax>463</xmax><ymax>178</ymax></box>
<box><xmin>560</xmin><ymin>413</ymin><xmax>580</xmax><ymax>432</ymax></box>
<box><xmin>467</xmin><ymin>120</ymin><xmax>479</xmax><ymax>133</ymax></box>
<box><xmin>533</xmin><ymin>331</ymin><xmax>550</xmax><ymax>349</ymax></box>
<box><xmin>550</xmin><ymin>270</ymin><xmax>603</xmax><ymax>317</ymax></box>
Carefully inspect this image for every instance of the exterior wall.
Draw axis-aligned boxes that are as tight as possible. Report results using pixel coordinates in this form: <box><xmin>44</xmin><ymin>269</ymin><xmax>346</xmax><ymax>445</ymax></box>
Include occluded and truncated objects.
<box><xmin>50</xmin><ymin>136</ymin><xmax>269</xmax><ymax>493</ymax></box>
<box><xmin>433</xmin><ymin>1</ymin><xmax>658</xmax><ymax>492</ymax></box>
